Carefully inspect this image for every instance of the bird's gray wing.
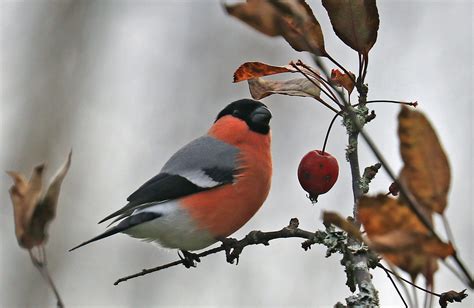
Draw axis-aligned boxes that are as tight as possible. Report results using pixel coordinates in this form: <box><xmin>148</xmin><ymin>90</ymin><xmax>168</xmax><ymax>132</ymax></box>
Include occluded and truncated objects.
<box><xmin>98</xmin><ymin>136</ymin><xmax>240</xmax><ymax>224</ymax></box>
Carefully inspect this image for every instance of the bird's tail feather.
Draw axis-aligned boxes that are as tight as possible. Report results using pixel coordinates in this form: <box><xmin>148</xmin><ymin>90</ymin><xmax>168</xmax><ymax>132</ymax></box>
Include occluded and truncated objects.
<box><xmin>69</xmin><ymin>212</ymin><xmax>162</xmax><ymax>251</ymax></box>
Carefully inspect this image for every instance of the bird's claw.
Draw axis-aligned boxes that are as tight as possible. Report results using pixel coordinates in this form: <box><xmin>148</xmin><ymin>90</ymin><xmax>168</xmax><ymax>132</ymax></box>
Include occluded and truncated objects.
<box><xmin>220</xmin><ymin>238</ymin><xmax>240</xmax><ymax>265</ymax></box>
<box><xmin>178</xmin><ymin>250</ymin><xmax>200</xmax><ymax>268</ymax></box>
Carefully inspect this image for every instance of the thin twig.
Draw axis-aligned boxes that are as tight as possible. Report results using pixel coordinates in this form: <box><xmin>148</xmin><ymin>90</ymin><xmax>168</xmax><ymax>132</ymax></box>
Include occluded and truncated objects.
<box><xmin>377</xmin><ymin>264</ymin><xmax>441</xmax><ymax>297</ymax></box>
<box><xmin>29</xmin><ymin>248</ymin><xmax>65</xmax><ymax>308</ymax></box>
<box><xmin>387</xmin><ymin>264</ymin><xmax>415</xmax><ymax>307</ymax></box>
<box><xmin>442</xmin><ymin>259</ymin><xmax>468</xmax><ymax>287</ymax></box>
<box><xmin>442</xmin><ymin>214</ymin><xmax>456</xmax><ymax>248</ymax></box>
<box><xmin>379</xmin><ymin>264</ymin><xmax>408</xmax><ymax>308</ymax></box>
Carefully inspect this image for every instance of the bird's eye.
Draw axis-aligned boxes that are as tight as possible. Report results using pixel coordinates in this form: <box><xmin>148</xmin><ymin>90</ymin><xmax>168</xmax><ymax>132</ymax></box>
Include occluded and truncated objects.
<box><xmin>232</xmin><ymin>110</ymin><xmax>241</xmax><ymax>117</ymax></box>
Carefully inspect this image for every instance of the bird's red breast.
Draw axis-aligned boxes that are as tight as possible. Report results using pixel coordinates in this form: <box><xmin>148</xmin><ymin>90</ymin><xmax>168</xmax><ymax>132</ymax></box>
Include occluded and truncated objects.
<box><xmin>180</xmin><ymin>115</ymin><xmax>272</xmax><ymax>238</ymax></box>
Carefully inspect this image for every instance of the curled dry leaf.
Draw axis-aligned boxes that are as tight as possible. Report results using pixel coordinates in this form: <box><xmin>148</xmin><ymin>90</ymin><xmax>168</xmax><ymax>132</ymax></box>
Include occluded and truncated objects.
<box><xmin>225</xmin><ymin>0</ymin><xmax>327</xmax><ymax>56</ymax></box>
<box><xmin>388</xmin><ymin>182</ymin><xmax>400</xmax><ymax>196</ymax></box>
<box><xmin>358</xmin><ymin>194</ymin><xmax>454</xmax><ymax>283</ymax></box>
<box><xmin>248</xmin><ymin>77</ymin><xmax>321</xmax><ymax>100</ymax></box>
<box><xmin>330</xmin><ymin>68</ymin><xmax>356</xmax><ymax>94</ymax></box>
<box><xmin>322</xmin><ymin>0</ymin><xmax>379</xmax><ymax>56</ymax></box>
<box><xmin>233</xmin><ymin>61</ymin><xmax>294</xmax><ymax>83</ymax></box>
<box><xmin>398</xmin><ymin>106</ymin><xmax>450</xmax><ymax>214</ymax></box>
<box><xmin>439</xmin><ymin>289</ymin><xmax>468</xmax><ymax>308</ymax></box>
<box><xmin>7</xmin><ymin>151</ymin><xmax>72</xmax><ymax>249</ymax></box>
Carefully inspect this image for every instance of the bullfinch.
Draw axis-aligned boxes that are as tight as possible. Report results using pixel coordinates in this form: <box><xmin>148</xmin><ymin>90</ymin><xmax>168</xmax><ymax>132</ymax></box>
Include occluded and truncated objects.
<box><xmin>70</xmin><ymin>99</ymin><xmax>272</xmax><ymax>253</ymax></box>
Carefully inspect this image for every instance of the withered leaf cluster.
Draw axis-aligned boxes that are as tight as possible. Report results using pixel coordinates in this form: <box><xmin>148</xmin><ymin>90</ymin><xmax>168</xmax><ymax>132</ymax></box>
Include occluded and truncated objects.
<box><xmin>324</xmin><ymin>107</ymin><xmax>454</xmax><ymax>286</ymax></box>
<box><xmin>234</xmin><ymin>61</ymin><xmax>322</xmax><ymax>100</ymax></box>
<box><xmin>360</xmin><ymin>107</ymin><xmax>453</xmax><ymax>284</ymax></box>
<box><xmin>225</xmin><ymin>0</ymin><xmax>327</xmax><ymax>55</ymax></box>
<box><xmin>8</xmin><ymin>151</ymin><xmax>72</xmax><ymax>249</ymax></box>
<box><xmin>228</xmin><ymin>0</ymin><xmax>374</xmax><ymax>103</ymax></box>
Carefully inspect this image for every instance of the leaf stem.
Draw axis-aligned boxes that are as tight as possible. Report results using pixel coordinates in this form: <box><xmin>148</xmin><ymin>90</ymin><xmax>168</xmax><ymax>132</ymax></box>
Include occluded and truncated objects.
<box><xmin>322</xmin><ymin>111</ymin><xmax>342</xmax><ymax>154</ymax></box>
<box><xmin>295</xmin><ymin>60</ymin><xmax>343</xmax><ymax>108</ymax></box>
<box><xmin>441</xmin><ymin>214</ymin><xmax>456</xmax><ymax>247</ymax></box>
<box><xmin>364</xmin><ymin>100</ymin><xmax>418</xmax><ymax>107</ymax></box>
<box><xmin>312</xmin><ymin>55</ymin><xmax>348</xmax><ymax>104</ymax></box>
<box><xmin>362</xmin><ymin>54</ymin><xmax>369</xmax><ymax>82</ymax></box>
<box><xmin>290</xmin><ymin>62</ymin><xmax>341</xmax><ymax>112</ymax></box>
<box><xmin>379</xmin><ymin>264</ymin><xmax>408</xmax><ymax>308</ymax></box>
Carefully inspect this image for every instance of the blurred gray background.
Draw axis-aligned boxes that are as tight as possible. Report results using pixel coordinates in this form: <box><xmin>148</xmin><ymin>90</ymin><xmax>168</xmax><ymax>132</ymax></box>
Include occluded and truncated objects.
<box><xmin>1</xmin><ymin>0</ymin><xmax>472</xmax><ymax>307</ymax></box>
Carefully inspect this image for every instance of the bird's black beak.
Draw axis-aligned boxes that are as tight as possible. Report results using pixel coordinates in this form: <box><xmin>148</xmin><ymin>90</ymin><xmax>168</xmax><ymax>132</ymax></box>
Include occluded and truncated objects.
<box><xmin>250</xmin><ymin>106</ymin><xmax>272</xmax><ymax>126</ymax></box>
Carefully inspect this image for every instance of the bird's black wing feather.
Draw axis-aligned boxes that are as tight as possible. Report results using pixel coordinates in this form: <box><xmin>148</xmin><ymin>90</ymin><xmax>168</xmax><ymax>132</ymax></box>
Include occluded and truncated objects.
<box><xmin>98</xmin><ymin>173</ymin><xmax>210</xmax><ymax>224</ymax></box>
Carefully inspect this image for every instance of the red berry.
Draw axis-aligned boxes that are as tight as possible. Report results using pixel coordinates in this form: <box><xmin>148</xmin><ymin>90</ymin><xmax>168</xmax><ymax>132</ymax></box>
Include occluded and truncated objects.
<box><xmin>297</xmin><ymin>150</ymin><xmax>339</xmax><ymax>202</ymax></box>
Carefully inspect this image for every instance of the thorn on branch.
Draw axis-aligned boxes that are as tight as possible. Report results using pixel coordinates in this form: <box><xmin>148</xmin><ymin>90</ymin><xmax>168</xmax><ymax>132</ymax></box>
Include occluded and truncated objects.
<box><xmin>288</xmin><ymin>218</ymin><xmax>299</xmax><ymax>229</ymax></box>
<box><xmin>362</xmin><ymin>163</ymin><xmax>382</xmax><ymax>181</ymax></box>
<box><xmin>301</xmin><ymin>240</ymin><xmax>312</xmax><ymax>251</ymax></box>
<box><xmin>366</xmin><ymin>110</ymin><xmax>376</xmax><ymax>123</ymax></box>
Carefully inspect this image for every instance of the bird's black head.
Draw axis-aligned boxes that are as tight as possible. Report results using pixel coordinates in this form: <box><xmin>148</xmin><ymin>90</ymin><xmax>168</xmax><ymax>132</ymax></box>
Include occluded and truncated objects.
<box><xmin>216</xmin><ymin>99</ymin><xmax>272</xmax><ymax>134</ymax></box>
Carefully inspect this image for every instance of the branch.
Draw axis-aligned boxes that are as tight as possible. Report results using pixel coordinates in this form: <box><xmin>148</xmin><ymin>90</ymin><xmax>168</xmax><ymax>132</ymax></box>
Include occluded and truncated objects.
<box><xmin>338</xmin><ymin>78</ymin><xmax>380</xmax><ymax>307</ymax></box>
<box><xmin>114</xmin><ymin>218</ymin><xmax>326</xmax><ymax>285</ymax></box>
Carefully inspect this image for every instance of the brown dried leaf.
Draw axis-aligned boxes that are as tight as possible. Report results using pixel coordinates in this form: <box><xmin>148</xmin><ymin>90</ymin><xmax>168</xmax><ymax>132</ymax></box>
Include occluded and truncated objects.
<box><xmin>7</xmin><ymin>151</ymin><xmax>72</xmax><ymax>249</ymax></box>
<box><xmin>322</xmin><ymin>0</ymin><xmax>379</xmax><ymax>56</ymax></box>
<box><xmin>398</xmin><ymin>106</ymin><xmax>450</xmax><ymax>214</ymax></box>
<box><xmin>8</xmin><ymin>165</ymin><xmax>45</xmax><ymax>248</ymax></box>
<box><xmin>368</xmin><ymin>230</ymin><xmax>453</xmax><ymax>259</ymax></box>
<box><xmin>271</xmin><ymin>0</ymin><xmax>327</xmax><ymax>55</ymax></box>
<box><xmin>439</xmin><ymin>289</ymin><xmax>468</xmax><ymax>308</ymax></box>
<box><xmin>224</xmin><ymin>0</ymin><xmax>281</xmax><ymax>36</ymax></box>
<box><xmin>330</xmin><ymin>68</ymin><xmax>355</xmax><ymax>94</ymax></box>
<box><xmin>248</xmin><ymin>77</ymin><xmax>321</xmax><ymax>100</ymax></box>
<box><xmin>225</xmin><ymin>0</ymin><xmax>327</xmax><ymax>56</ymax></box>
<box><xmin>233</xmin><ymin>62</ymin><xmax>294</xmax><ymax>83</ymax></box>
<box><xmin>358</xmin><ymin>194</ymin><xmax>454</xmax><ymax>283</ymax></box>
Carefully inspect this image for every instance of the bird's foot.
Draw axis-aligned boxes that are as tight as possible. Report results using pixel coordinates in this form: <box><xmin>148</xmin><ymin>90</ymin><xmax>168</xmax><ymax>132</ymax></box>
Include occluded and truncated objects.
<box><xmin>178</xmin><ymin>250</ymin><xmax>200</xmax><ymax>268</ymax></box>
<box><xmin>220</xmin><ymin>237</ymin><xmax>239</xmax><ymax>265</ymax></box>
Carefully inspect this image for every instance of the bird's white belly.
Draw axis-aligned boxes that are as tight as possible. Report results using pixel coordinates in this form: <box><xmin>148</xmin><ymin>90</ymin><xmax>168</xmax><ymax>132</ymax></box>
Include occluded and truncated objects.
<box><xmin>123</xmin><ymin>201</ymin><xmax>217</xmax><ymax>251</ymax></box>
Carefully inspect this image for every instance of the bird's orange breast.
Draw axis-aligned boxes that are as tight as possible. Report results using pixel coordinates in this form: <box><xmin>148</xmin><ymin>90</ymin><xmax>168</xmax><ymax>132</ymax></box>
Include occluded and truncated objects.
<box><xmin>180</xmin><ymin>116</ymin><xmax>272</xmax><ymax>238</ymax></box>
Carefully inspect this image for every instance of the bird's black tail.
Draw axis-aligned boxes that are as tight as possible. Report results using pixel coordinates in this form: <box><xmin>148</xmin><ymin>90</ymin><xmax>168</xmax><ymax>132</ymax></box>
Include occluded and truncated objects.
<box><xmin>69</xmin><ymin>212</ymin><xmax>162</xmax><ymax>251</ymax></box>
<box><xmin>69</xmin><ymin>227</ymin><xmax>123</xmax><ymax>251</ymax></box>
